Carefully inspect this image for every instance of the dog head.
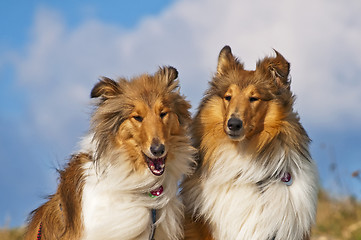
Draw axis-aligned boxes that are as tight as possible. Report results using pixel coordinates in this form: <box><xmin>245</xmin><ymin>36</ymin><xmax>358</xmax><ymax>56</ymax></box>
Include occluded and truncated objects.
<box><xmin>90</xmin><ymin>66</ymin><xmax>191</xmax><ymax>176</ymax></box>
<box><xmin>203</xmin><ymin>46</ymin><xmax>293</xmax><ymax>144</ymax></box>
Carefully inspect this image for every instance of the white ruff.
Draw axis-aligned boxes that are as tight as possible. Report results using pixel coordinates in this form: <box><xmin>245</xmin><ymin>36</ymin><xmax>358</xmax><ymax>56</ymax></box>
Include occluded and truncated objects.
<box><xmin>79</xmin><ymin>135</ymin><xmax>195</xmax><ymax>240</ymax></box>
<box><xmin>188</xmin><ymin>144</ymin><xmax>318</xmax><ymax>240</ymax></box>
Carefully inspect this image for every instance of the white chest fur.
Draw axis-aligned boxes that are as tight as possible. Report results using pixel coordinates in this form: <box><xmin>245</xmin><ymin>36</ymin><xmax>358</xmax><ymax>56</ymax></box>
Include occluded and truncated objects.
<box><xmin>81</xmin><ymin>162</ymin><xmax>153</xmax><ymax>240</ymax></box>
<box><xmin>197</xmin><ymin>148</ymin><xmax>318</xmax><ymax>240</ymax></box>
<box><xmin>78</xmin><ymin>135</ymin><xmax>191</xmax><ymax>240</ymax></box>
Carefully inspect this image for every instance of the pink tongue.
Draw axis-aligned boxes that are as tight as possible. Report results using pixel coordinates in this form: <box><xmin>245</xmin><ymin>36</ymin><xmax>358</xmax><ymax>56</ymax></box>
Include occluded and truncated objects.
<box><xmin>150</xmin><ymin>185</ymin><xmax>163</xmax><ymax>197</ymax></box>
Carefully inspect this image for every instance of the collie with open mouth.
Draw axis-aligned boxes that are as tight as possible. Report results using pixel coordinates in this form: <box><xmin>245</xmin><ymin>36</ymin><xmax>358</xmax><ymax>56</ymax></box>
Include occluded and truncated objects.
<box><xmin>181</xmin><ymin>46</ymin><xmax>318</xmax><ymax>240</ymax></box>
<box><xmin>25</xmin><ymin>66</ymin><xmax>195</xmax><ymax>240</ymax></box>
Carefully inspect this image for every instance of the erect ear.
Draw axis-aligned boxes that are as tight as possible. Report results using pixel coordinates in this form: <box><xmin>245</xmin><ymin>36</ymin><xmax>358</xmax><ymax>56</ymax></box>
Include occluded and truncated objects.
<box><xmin>90</xmin><ymin>77</ymin><xmax>124</xmax><ymax>99</ymax></box>
<box><xmin>156</xmin><ymin>66</ymin><xmax>179</xmax><ymax>91</ymax></box>
<box><xmin>217</xmin><ymin>45</ymin><xmax>243</xmax><ymax>75</ymax></box>
<box><xmin>257</xmin><ymin>50</ymin><xmax>290</xmax><ymax>89</ymax></box>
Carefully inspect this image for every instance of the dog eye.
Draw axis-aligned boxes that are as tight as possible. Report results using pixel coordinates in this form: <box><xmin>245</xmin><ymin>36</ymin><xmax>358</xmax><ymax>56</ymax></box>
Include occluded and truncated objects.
<box><xmin>224</xmin><ymin>96</ymin><xmax>232</xmax><ymax>101</ymax></box>
<box><xmin>160</xmin><ymin>112</ymin><xmax>168</xmax><ymax>119</ymax></box>
<box><xmin>133</xmin><ymin>116</ymin><xmax>143</xmax><ymax>122</ymax></box>
<box><xmin>249</xmin><ymin>97</ymin><xmax>259</xmax><ymax>102</ymax></box>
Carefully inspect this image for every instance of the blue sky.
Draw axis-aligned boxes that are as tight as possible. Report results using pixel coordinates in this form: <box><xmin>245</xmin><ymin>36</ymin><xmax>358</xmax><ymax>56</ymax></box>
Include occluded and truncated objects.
<box><xmin>1</xmin><ymin>0</ymin><xmax>361</xmax><ymax>227</ymax></box>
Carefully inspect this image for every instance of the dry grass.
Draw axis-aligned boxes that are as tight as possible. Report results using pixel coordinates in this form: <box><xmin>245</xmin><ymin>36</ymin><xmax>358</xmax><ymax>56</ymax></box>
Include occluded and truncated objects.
<box><xmin>312</xmin><ymin>191</ymin><xmax>361</xmax><ymax>240</ymax></box>
<box><xmin>0</xmin><ymin>227</ymin><xmax>25</xmax><ymax>240</ymax></box>
<box><xmin>1</xmin><ymin>191</ymin><xmax>361</xmax><ymax>240</ymax></box>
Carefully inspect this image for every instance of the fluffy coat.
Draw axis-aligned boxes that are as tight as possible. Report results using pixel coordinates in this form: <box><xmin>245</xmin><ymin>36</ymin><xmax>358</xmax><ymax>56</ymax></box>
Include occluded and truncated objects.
<box><xmin>25</xmin><ymin>66</ymin><xmax>195</xmax><ymax>240</ymax></box>
<box><xmin>181</xmin><ymin>46</ymin><xmax>318</xmax><ymax>240</ymax></box>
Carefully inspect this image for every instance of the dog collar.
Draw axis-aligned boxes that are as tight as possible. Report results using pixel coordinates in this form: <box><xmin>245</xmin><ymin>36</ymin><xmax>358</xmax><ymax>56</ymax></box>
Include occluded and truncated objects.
<box><xmin>36</xmin><ymin>223</ymin><xmax>42</xmax><ymax>240</ymax></box>
<box><xmin>149</xmin><ymin>185</ymin><xmax>163</xmax><ymax>198</ymax></box>
<box><xmin>148</xmin><ymin>185</ymin><xmax>163</xmax><ymax>240</ymax></box>
<box><xmin>281</xmin><ymin>172</ymin><xmax>293</xmax><ymax>186</ymax></box>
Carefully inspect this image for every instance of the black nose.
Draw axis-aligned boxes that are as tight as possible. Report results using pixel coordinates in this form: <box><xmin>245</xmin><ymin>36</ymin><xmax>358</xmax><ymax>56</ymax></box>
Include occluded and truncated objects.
<box><xmin>150</xmin><ymin>142</ymin><xmax>165</xmax><ymax>157</ymax></box>
<box><xmin>227</xmin><ymin>117</ymin><xmax>243</xmax><ymax>132</ymax></box>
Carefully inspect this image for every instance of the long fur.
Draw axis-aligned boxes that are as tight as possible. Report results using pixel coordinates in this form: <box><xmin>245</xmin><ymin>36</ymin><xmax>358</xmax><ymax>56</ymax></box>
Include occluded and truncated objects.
<box><xmin>181</xmin><ymin>46</ymin><xmax>318</xmax><ymax>240</ymax></box>
<box><xmin>25</xmin><ymin>66</ymin><xmax>196</xmax><ymax>240</ymax></box>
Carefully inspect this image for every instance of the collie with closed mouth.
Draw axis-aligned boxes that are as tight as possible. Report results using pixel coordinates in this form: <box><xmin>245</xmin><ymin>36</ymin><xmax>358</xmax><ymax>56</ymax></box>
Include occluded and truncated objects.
<box><xmin>25</xmin><ymin>66</ymin><xmax>195</xmax><ymax>240</ymax></box>
<box><xmin>181</xmin><ymin>46</ymin><xmax>318</xmax><ymax>240</ymax></box>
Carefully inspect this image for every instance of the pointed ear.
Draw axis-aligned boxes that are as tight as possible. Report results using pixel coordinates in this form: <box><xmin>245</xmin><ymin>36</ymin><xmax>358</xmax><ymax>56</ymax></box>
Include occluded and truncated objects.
<box><xmin>156</xmin><ymin>66</ymin><xmax>179</xmax><ymax>91</ymax></box>
<box><xmin>257</xmin><ymin>50</ymin><xmax>290</xmax><ymax>89</ymax></box>
<box><xmin>90</xmin><ymin>77</ymin><xmax>123</xmax><ymax>99</ymax></box>
<box><xmin>217</xmin><ymin>45</ymin><xmax>244</xmax><ymax>75</ymax></box>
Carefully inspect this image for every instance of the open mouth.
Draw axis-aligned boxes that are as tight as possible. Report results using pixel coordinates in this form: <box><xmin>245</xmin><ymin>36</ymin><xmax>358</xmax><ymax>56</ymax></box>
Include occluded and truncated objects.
<box><xmin>144</xmin><ymin>154</ymin><xmax>166</xmax><ymax>176</ymax></box>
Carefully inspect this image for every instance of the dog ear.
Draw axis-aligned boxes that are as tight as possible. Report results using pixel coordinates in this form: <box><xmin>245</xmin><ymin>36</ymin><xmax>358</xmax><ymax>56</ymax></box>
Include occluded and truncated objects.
<box><xmin>156</xmin><ymin>66</ymin><xmax>179</xmax><ymax>91</ymax></box>
<box><xmin>90</xmin><ymin>77</ymin><xmax>124</xmax><ymax>99</ymax></box>
<box><xmin>257</xmin><ymin>50</ymin><xmax>290</xmax><ymax>89</ymax></box>
<box><xmin>217</xmin><ymin>45</ymin><xmax>243</xmax><ymax>75</ymax></box>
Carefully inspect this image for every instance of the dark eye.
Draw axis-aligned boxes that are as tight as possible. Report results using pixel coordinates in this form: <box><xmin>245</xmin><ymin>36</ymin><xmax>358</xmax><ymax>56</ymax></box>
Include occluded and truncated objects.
<box><xmin>224</xmin><ymin>95</ymin><xmax>232</xmax><ymax>101</ymax></box>
<box><xmin>133</xmin><ymin>116</ymin><xmax>143</xmax><ymax>122</ymax></box>
<box><xmin>249</xmin><ymin>97</ymin><xmax>259</xmax><ymax>102</ymax></box>
<box><xmin>160</xmin><ymin>112</ymin><xmax>168</xmax><ymax>119</ymax></box>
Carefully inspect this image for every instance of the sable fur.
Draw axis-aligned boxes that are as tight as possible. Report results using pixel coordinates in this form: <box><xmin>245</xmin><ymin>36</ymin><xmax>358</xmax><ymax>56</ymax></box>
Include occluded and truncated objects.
<box><xmin>25</xmin><ymin>66</ymin><xmax>195</xmax><ymax>240</ymax></box>
<box><xmin>181</xmin><ymin>46</ymin><xmax>318</xmax><ymax>240</ymax></box>
<box><xmin>25</xmin><ymin>154</ymin><xmax>88</xmax><ymax>240</ymax></box>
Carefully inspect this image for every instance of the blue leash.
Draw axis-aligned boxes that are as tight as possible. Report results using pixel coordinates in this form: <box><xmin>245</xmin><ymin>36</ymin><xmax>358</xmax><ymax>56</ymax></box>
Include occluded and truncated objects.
<box><xmin>149</xmin><ymin>209</ymin><xmax>157</xmax><ymax>240</ymax></box>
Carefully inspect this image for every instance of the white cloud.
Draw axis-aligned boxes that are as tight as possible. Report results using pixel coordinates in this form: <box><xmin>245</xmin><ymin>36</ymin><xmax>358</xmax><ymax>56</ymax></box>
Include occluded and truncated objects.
<box><xmin>13</xmin><ymin>0</ymin><xmax>361</xmax><ymax>148</ymax></box>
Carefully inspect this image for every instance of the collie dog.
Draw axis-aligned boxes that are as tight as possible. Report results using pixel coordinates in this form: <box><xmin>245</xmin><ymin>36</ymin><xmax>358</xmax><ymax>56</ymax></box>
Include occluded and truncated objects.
<box><xmin>25</xmin><ymin>66</ymin><xmax>195</xmax><ymax>240</ymax></box>
<box><xmin>181</xmin><ymin>46</ymin><xmax>318</xmax><ymax>240</ymax></box>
